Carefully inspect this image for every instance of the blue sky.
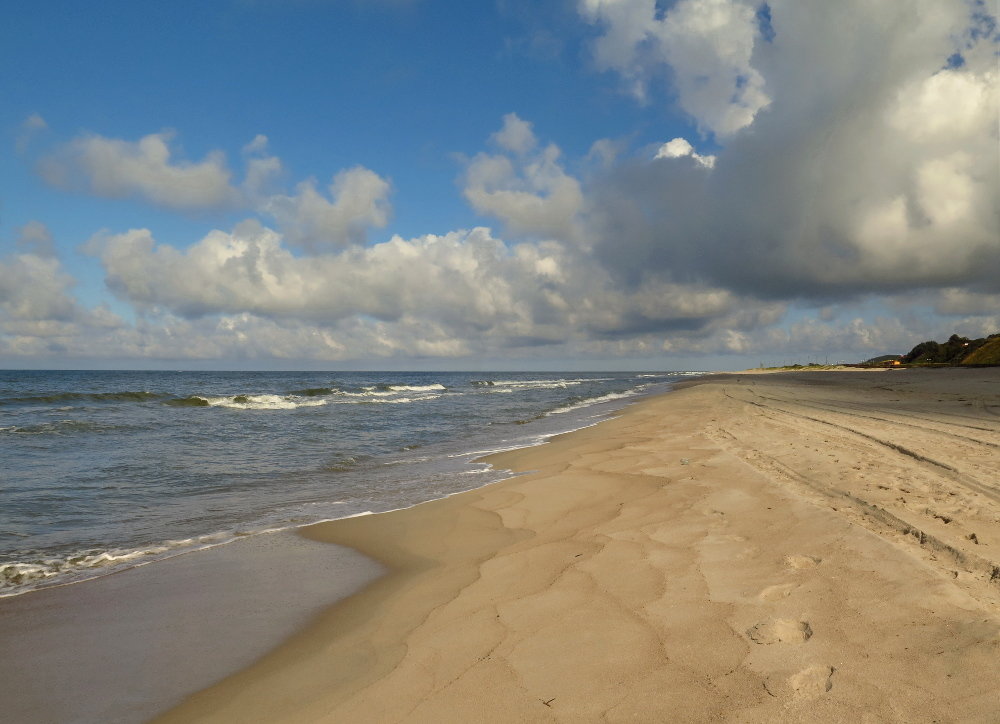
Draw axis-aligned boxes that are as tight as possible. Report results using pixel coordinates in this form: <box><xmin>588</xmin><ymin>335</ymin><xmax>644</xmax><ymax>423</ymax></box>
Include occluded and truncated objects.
<box><xmin>1</xmin><ymin>0</ymin><xmax>997</xmax><ymax>370</ymax></box>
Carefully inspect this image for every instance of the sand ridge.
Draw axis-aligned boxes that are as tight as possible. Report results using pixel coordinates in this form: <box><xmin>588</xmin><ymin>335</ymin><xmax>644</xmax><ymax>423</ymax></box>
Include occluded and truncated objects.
<box><xmin>157</xmin><ymin>369</ymin><xmax>1000</xmax><ymax>723</ymax></box>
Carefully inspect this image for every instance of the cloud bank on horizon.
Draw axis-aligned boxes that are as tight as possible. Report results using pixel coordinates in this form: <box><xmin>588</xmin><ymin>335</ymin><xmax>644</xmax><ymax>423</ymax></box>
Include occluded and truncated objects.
<box><xmin>1</xmin><ymin>0</ymin><xmax>997</xmax><ymax>369</ymax></box>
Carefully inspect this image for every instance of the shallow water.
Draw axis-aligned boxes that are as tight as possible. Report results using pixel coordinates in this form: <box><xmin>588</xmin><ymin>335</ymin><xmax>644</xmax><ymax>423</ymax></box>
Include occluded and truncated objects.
<box><xmin>0</xmin><ymin>370</ymin><xmax>700</xmax><ymax>595</ymax></box>
<box><xmin>0</xmin><ymin>531</ymin><xmax>382</xmax><ymax>724</ymax></box>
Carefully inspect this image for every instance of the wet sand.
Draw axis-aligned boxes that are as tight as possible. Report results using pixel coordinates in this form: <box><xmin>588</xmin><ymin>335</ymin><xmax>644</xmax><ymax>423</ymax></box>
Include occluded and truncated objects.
<box><xmin>155</xmin><ymin>368</ymin><xmax>1000</xmax><ymax>723</ymax></box>
<box><xmin>0</xmin><ymin>531</ymin><xmax>382</xmax><ymax>724</ymax></box>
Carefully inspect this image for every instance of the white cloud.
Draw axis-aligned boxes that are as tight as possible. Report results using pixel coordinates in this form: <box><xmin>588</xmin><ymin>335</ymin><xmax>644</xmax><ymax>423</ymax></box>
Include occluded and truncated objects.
<box><xmin>262</xmin><ymin>166</ymin><xmax>392</xmax><ymax>251</ymax></box>
<box><xmin>39</xmin><ymin>132</ymin><xmax>239</xmax><ymax>211</ymax></box>
<box><xmin>888</xmin><ymin>68</ymin><xmax>996</xmax><ymax>142</ymax></box>
<box><xmin>79</xmin><ymin>211</ymin><xmax>786</xmax><ymax>361</ymax></box>
<box><xmin>0</xmin><ymin>251</ymin><xmax>78</xmax><ymax>323</ymax></box>
<box><xmin>37</xmin><ymin>129</ymin><xmax>392</xmax><ymax>250</ymax></box>
<box><xmin>654</xmin><ymin>137</ymin><xmax>715</xmax><ymax>168</ymax></box>
<box><xmin>580</xmin><ymin>0</ymin><xmax>770</xmax><ymax>136</ymax></box>
<box><xmin>491</xmin><ymin>113</ymin><xmax>537</xmax><ymax>155</ymax></box>
<box><xmin>16</xmin><ymin>221</ymin><xmax>56</xmax><ymax>257</ymax></box>
<box><xmin>17</xmin><ymin>113</ymin><xmax>48</xmax><ymax>152</ymax></box>
<box><xmin>9</xmin><ymin>1</ymin><xmax>998</xmax><ymax>367</ymax></box>
<box><xmin>585</xmin><ymin>0</ymin><xmax>999</xmax><ymax>298</ymax></box>
<box><xmin>242</xmin><ymin>134</ymin><xmax>270</xmax><ymax>155</ymax></box>
<box><xmin>463</xmin><ymin>123</ymin><xmax>584</xmax><ymax>242</ymax></box>
<box><xmin>0</xmin><ymin>236</ymin><xmax>128</xmax><ymax>363</ymax></box>
<box><xmin>22</xmin><ymin>113</ymin><xmax>47</xmax><ymax>131</ymax></box>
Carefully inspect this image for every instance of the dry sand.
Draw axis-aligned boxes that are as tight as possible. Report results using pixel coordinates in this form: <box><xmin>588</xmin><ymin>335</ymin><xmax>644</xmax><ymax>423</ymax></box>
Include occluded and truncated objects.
<box><xmin>157</xmin><ymin>368</ymin><xmax>1000</xmax><ymax>723</ymax></box>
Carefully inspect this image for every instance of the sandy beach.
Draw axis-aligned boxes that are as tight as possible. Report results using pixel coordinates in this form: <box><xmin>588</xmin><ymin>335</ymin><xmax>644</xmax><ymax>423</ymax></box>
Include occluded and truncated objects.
<box><xmin>150</xmin><ymin>368</ymin><xmax>999</xmax><ymax>723</ymax></box>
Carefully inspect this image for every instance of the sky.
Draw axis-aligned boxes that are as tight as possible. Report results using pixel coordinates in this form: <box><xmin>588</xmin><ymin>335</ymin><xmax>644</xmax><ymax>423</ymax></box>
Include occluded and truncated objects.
<box><xmin>1</xmin><ymin>0</ymin><xmax>997</xmax><ymax>371</ymax></box>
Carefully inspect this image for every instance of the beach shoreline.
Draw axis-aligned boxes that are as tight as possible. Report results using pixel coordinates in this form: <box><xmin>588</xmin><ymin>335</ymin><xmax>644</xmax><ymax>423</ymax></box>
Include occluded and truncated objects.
<box><xmin>0</xmin><ymin>372</ymin><xmax>676</xmax><ymax>723</ymax></box>
<box><xmin>152</xmin><ymin>368</ymin><xmax>1000</xmax><ymax>723</ymax></box>
<box><xmin>0</xmin><ymin>531</ymin><xmax>383</xmax><ymax>724</ymax></box>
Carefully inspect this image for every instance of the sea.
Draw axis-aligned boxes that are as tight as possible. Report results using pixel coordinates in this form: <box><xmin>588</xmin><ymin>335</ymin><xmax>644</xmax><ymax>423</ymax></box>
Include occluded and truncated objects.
<box><xmin>0</xmin><ymin>369</ymin><xmax>701</xmax><ymax>598</ymax></box>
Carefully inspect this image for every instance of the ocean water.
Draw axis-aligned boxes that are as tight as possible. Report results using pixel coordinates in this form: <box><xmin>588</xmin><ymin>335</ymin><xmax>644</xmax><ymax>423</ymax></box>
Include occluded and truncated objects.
<box><xmin>0</xmin><ymin>370</ymin><xmax>699</xmax><ymax>597</ymax></box>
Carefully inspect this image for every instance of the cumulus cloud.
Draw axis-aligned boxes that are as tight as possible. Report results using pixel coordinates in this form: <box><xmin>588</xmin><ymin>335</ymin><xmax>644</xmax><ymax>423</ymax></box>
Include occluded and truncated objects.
<box><xmin>580</xmin><ymin>0</ymin><xmax>770</xmax><ymax>136</ymax></box>
<box><xmin>39</xmin><ymin>132</ymin><xmax>240</xmax><ymax>211</ymax></box>
<box><xmin>0</xmin><ymin>231</ymin><xmax>127</xmax><ymax>361</ymax></box>
<box><xmin>10</xmin><ymin>2</ymin><xmax>997</xmax><ymax>367</ymax></box>
<box><xmin>37</xmin><ymin>129</ymin><xmax>393</xmax><ymax>250</ymax></box>
<box><xmin>0</xmin><ymin>251</ymin><xmax>78</xmax><ymax>324</ymax></box>
<box><xmin>462</xmin><ymin>125</ymin><xmax>584</xmax><ymax>242</ymax></box>
<box><xmin>654</xmin><ymin>137</ymin><xmax>715</xmax><ymax>168</ymax></box>
<box><xmin>261</xmin><ymin>166</ymin><xmax>392</xmax><ymax>251</ymax></box>
<box><xmin>81</xmin><ymin>206</ymin><xmax>784</xmax><ymax>361</ymax></box>
<box><xmin>16</xmin><ymin>221</ymin><xmax>56</xmax><ymax>257</ymax></box>
<box><xmin>582</xmin><ymin>0</ymin><xmax>999</xmax><ymax>300</ymax></box>
<box><xmin>491</xmin><ymin>112</ymin><xmax>538</xmax><ymax>155</ymax></box>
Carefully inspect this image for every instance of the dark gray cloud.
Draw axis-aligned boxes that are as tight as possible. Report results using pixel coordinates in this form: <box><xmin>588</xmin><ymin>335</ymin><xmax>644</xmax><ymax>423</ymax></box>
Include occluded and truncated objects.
<box><xmin>580</xmin><ymin>0</ymin><xmax>999</xmax><ymax>302</ymax></box>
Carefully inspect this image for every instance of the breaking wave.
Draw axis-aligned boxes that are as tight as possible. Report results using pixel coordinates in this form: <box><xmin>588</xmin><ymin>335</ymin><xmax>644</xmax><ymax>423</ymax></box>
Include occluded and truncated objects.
<box><xmin>288</xmin><ymin>387</ymin><xmax>336</xmax><ymax>396</ymax></box>
<box><xmin>548</xmin><ymin>390</ymin><xmax>637</xmax><ymax>415</ymax></box>
<box><xmin>471</xmin><ymin>378</ymin><xmax>612</xmax><ymax>391</ymax></box>
<box><xmin>204</xmin><ymin>394</ymin><xmax>328</xmax><ymax>410</ymax></box>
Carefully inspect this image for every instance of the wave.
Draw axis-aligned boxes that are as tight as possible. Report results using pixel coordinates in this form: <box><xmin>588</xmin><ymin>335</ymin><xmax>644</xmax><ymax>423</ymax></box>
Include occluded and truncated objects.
<box><xmin>483</xmin><ymin>379</ymin><xmax>582</xmax><ymax>390</ymax></box>
<box><xmin>0</xmin><ymin>390</ymin><xmax>165</xmax><ymax>406</ymax></box>
<box><xmin>328</xmin><ymin>384</ymin><xmax>445</xmax><ymax>403</ymax></box>
<box><xmin>384</xmin><ymin>383</ymin><xmax>446</xmax><ymax>392</ymax></box>
<box><xmin>164</xmin><ymin>395</ymin><xmax>210</xmax><ymax>407</ymax></box>
<box><xmin>0</xmin><ymin>530</ymin><xmax>246</xmax><ymax>596</ymax></box>
<box><xmin>288</xmin><ymin>387</ymin><xmax>336</xmax><ymax>397</ymax></box>
<box><xmin>548</xmin><ymin>390</ymin><xmax>637</xmax><ymax>415</ymax></box>
<box><xmin>331</xmin><ymin>395</ymin><xmax>441</xmax><ymax>405</ymax></box>
<box><xmin>382</xmin><ymin>456</ymin><xmax>432</xmax><ymax>466</ymax></box>
<box><xmin>471</xmin><ymin>378</ymin><xmax>611</xmax><ymax>391</ymax></box>
<box><xmin>343</xmin><ymin>383</ymin><xmax>447</xmax><ymax>394</ymax></box>
<box><xmin>164</xmin><ymin>393</ymin><xmax>329</xmax><ymax>410</ymax></box>
<box><xmin>205</xmin><ymin>394</ymin><xmax>328</xmax><ymax>410</ymax></box>
<box><xmin>0</xmin><ymin>419</ymin><xmax>124</xmax><ymax>436</ymax></box>
<box><xmin>320</xmin><ymin>455</ymin><xmax>366</xmax><ymax>472</ymax></box>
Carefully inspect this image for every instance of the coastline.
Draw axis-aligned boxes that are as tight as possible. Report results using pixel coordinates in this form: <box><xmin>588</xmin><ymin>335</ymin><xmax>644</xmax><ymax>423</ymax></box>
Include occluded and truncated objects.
<box><xmin>0</xmin><ymin>531</ymin><xmax>383</xmax><ymax>724</ymax></box>
<box><xmin>0</xmin><ymin>371</ymin><xmax>668</xmax><ymax>601</ymax></box>
<box><xmin>156</xmin><ymin>368</ymin><xmax>1000</xmax><ymax>723</ymax></box>
<box><xmin>0</xmin><ymin>373</ymin><xmax>669</xmax><ymax>723</ymax></box>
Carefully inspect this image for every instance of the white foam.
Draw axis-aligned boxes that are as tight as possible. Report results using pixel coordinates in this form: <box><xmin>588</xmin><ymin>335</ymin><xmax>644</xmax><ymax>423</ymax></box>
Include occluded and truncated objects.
<box><xmin>383</xmin><ymin>456</ymin><xmax>433</xmax><ymax>465</ymax></box>
<box><xmin>548</xmin><ymin>390</ymin><xmax>637</xmax><ymax>415</ymax></box>
<box><xmin>0</xmin><ymin>530</ymin><xmax>243</xmax><ymax>597</ymax></box>
<box><xmin>447</xmin><ymin>444</ymin><xmax>528</xmax><ymax>458</ymax></box>
<box><xmin>489</xmin><ymin>379</ymin><xmax>581</xmax><ymax>389</ymax></box>
<box><xmin>341</xmin><ymin>389</ymin><xmax>397</xmax><ymax>397</ymax></box>
<box><xmin>205</xmin><ymin>394</ymin><xmax>328</xmax><ymax>410</ymax></box>
<box><xmin>331</xmin><ymin>395</ymin><xmax>441</xmax><ymax>405</ymax></box>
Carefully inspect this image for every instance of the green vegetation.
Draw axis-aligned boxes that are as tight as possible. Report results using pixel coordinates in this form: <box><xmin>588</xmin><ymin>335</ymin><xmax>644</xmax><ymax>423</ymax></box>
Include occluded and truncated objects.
<box><xmin>902</xmin><ymin>333</ymin><xmax>1000</xmax><ymax>365</ymax></box>
<box><xmin>762</xmin><ymin>332</ymin><xmax>1000</xmax><ymax>370</ymax></box>
<box><xmin>961</xmin><ymin>336</ymin><xmax>1000</xmax><ymax>365</ymax></box>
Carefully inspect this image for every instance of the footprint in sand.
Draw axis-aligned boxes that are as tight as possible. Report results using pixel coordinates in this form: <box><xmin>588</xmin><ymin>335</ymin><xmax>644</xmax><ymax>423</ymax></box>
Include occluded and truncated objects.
<box><xmin>747</xmin><ymin>618</ymin><xmax>813</xmax><ymax>644</ymax></box>
<box><xmin>785</xmin><ymin>554</ymin><xmax>821</xmax><ymax>570</ymax></box>
<box><xmin>758</xmin><ymin>582</ymin><xmax>797</xmax><ymax>601</ymax></box>
<box><xmin>789</xmin><ymin>665</ymin><xmax>834</xmax><ymax>698</ymax></box>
